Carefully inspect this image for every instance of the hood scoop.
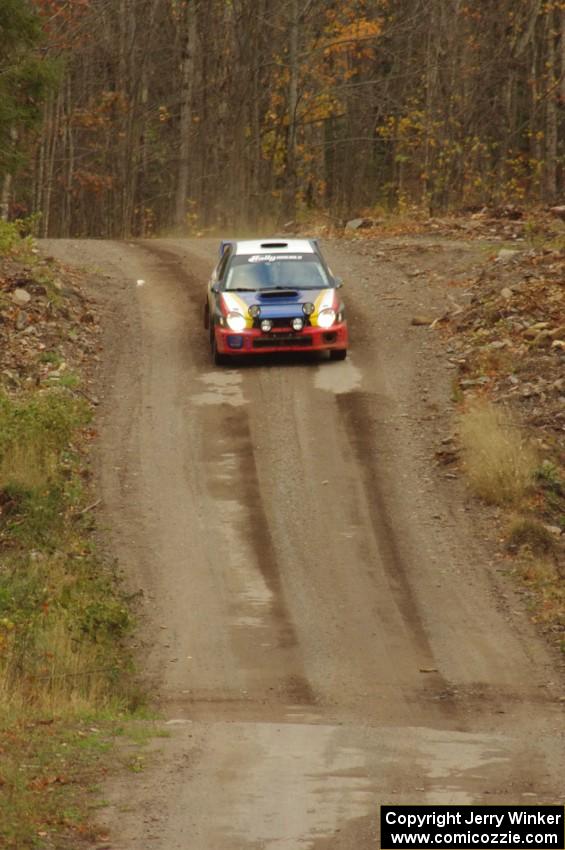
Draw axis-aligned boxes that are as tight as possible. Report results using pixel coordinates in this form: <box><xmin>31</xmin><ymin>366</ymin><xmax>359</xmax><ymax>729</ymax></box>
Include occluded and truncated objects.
<box><xmin>259</xmin><ymin>289</ymin><xmax>299</xmax><ymax>299</ymax></box>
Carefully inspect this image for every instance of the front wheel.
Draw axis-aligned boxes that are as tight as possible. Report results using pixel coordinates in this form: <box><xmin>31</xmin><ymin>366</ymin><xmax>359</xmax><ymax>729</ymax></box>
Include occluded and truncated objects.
<box><xmin>211</xmin><ymin>329</ymin><xmax>229</xmax><ymax>366</ymax></box>
<box><xmin>330</xmin><ymin>348</ymin><xmax>347</xmax><ymax>361</ymax></box>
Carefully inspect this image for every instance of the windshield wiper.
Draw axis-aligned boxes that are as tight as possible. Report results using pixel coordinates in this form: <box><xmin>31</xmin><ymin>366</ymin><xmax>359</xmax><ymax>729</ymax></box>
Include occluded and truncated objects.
<box><xmin>227</xmin><ymin>287</ymin><xmax>257</xmax><ymax>292</ymax></box>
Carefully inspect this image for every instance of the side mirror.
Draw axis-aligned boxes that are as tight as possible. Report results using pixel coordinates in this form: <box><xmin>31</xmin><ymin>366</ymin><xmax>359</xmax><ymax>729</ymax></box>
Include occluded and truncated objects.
<box><xmin>211</xmin><ymin>283</ymin><xmax>220</xmax><ymax>293</ymax></box>
<box><xmin>335</xmin><ymin>277</ymin><xmax>344</xmax><ymax>288</ymax></box>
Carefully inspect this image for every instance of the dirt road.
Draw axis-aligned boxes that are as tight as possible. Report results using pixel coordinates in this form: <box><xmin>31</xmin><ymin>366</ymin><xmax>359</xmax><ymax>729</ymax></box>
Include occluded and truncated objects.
<box><xmin>45</xmin><ymin>238</ymin><xmax>564</xmax><ymax>849</ymax></box>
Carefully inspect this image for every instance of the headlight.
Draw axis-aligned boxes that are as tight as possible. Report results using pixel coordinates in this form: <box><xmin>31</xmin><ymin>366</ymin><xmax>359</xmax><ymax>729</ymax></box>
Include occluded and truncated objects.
<box><xmin>226</xmin><ymin>311</ymin><xmax>246</xmax><ymax>332</ymax></box>
<box><xmin>317</xmin><ymin>308</ymin><xmax>336</xmax><ymax>329</ymax></box>
<box><xmin>260</xmin><ymin>319</ymin><xmax>273</xmax><ymax>333</ymax></box>
<box><xmin>249</xmin><ymin>304</ymin><xmax>261</xmax><ymax>319</ymax></box>
<box><xmin>291</xmin><ymin>317</ymin><xmax>304</xmax><ymax>331</ymax></box>
<box><xmin>303</xmin><ymin>302</ymin><xmax>314</xmax><ymax>316</ymax></box>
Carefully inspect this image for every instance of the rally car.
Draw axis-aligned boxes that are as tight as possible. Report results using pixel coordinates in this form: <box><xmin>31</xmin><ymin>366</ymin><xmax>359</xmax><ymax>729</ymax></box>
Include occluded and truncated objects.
<box><xmin>204</xmin><ymin>239</ymin><xmax>348</xmax><ymax>365</ymax></box>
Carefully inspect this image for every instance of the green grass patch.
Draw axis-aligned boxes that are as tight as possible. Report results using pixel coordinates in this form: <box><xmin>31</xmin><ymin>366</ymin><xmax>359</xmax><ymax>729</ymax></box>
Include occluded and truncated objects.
<box><xmin>0</xmin><ymin>390</ymin><xmax>135</xmax><ymax>710</ymax></box>
<box><xmin>0</xmin><ymin>384</ymin><xmax>142</xmax><ymax>847</ymax></box>
<box><xmin>0</xmin><ymin>711</ymin><xmax>158</xmax><ymax>849</ymax></box>
<box><xmin>0</xmin><ymin>389</ymin><xmax>87</xmax><ymax>491</ymax></box>
<box><xmin>0</xmin><ymin>219</ymin><xmax>38</xmax><ymax>262</ymax></box>
<box><xmin>0</xmin><ymin>223</ymin><xmax>148</xmax><ymax>848</ymax></box>
<box><xmin>38</xmin><ymin>351</ymin><xmax>64</xmax><ymax>367</ymax></box>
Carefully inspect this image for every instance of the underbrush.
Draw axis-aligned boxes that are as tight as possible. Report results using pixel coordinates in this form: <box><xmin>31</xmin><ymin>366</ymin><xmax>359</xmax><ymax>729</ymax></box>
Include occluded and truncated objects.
<box><xmin>0</xmin><ymin>218</ymin><xmax>37</xmax><ymax>261</ymax></box>
<box><xmin>517</xmin><ymin>557</ymin><xmax>565</xmax><ymax>639</ymax></box>
<box><xmin>0</xmin><ymin>387</ymin><xmax>137</xmax><ymax>843</ymax></box>
<box><xmin>458</xmin><ymin>399</ymin><xmax>563</xmax><ymax>650</ymax></box>
<box><xmin>0</xmin><ymin>707</ymin><xmax>163</xmax><ymax>848</ymax></box>
<box><xmin>0</xmin><ymin>389</ymin><xmax>134</xmax><ymax>712</ymax></box>
<box><xmin>0</xmin><ymin>713</ymin><xmax>114</xmax><ymax>848</ymax></box>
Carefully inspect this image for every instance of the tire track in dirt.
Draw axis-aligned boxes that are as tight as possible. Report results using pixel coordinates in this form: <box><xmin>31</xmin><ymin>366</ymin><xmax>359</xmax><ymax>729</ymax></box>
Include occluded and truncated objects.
<box><xmin>337</xmin><ymin>391</ymin><xmax>442</xmax><ymax>660</ymax></box>
<box><xmin>136</xmin><ymin>241</ymin><xmax>318</xmax><ymax>708</ymax></box>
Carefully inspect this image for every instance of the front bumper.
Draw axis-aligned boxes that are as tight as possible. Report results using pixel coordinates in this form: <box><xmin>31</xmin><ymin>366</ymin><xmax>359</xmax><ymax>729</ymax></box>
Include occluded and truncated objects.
<box><xmin>215</xmin><ymin>322</ymin><xmax>349</xmax><ymax>356</ymax></box>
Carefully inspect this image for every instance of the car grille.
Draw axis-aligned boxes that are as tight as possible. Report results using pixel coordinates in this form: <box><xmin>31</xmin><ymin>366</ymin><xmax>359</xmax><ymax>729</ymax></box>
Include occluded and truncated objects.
<box><xmin>253</xmin><ymin>334</ymin><xmax>313</xmax><ymax>349</ymax></box>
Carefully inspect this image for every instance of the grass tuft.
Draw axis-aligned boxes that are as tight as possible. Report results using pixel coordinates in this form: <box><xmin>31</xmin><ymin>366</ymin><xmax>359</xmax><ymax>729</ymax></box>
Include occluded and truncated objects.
<box><xmin>459</xmin><ymin>401</ymin><xmax>538</xmax><ymax>505</ymax></box>
<box><xmin>507</xmin><ymin>517</ymin><xmax>557</xmax><ymax>556</ymax></box>
<box><xmin>0</xmin><ymin>390</ymin><xmax>88</xmax><ymax>491</ymax></box>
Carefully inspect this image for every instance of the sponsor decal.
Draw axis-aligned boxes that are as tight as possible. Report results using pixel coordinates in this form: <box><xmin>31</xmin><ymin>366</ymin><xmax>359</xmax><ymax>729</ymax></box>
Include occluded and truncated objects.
<box><xmin>248</xmin><ymin>254</ymin><xmax>304</xmax><ymax>263</ymax></box>
<box><xmin>220</xmin><ymin>292</ymin><xmax>254</xmax><ymax>327</ymax></box>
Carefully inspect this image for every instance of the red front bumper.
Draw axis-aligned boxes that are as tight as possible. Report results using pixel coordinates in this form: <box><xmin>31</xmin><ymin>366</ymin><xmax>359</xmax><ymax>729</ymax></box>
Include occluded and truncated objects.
<box><xmin>215</xmin><ymin>322</ymin><xmax>349</xmax><ymax>356</ymax></box>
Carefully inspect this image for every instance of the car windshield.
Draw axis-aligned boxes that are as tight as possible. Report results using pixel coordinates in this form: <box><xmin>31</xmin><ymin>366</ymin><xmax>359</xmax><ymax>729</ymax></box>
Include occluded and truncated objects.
<box><xmin>224</xmin><ymin>254</ymin><xmax>330</xmax><ymax>291</ymax></box>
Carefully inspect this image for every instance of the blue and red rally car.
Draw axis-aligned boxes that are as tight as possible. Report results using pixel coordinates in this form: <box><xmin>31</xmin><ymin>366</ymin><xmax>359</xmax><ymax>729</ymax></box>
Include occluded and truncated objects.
<box><xmin>204</xmin><ymin>239</ymin><xmax>349</xmax><ymax>365</ymax></box>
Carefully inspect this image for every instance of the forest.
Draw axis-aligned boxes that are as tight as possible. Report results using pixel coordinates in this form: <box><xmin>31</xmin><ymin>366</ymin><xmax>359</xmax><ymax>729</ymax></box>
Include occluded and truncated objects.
<box><xmin>1</xmin><ymin>0</ymin><xmax>564</xmax><ymax>237</ymax></box>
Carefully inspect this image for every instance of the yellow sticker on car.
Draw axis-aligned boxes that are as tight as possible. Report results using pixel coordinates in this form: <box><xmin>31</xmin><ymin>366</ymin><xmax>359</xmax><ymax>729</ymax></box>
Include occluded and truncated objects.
<box><xmin>311</xmin><ymin>289</ymin><xmax>336</xmax><ymax>326</ymax></box>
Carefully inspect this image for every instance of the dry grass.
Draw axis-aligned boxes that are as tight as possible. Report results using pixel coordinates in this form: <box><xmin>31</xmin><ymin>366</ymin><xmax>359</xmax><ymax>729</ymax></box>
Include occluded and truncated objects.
<box><xmin>459</xmin><ymin>401</ymin><xmax>538</xmax><ymax>505</ymax></box>
<box><xmin>518</xmin><ymin>557</ymin><xmax>565</xmax><ymax>632</ymax></box>
<box><xmin>507</xmin><ymin>517</ymin><xmax>557</xmax><ymax>556</ymax></box>
<box><xmin>0</xmin><ymin>442</ymin><xmax>58</xmax><ymax>490</ymax></box>
<box><xmin>0</xmin><ymin>611</ymin><xmax>112</xmax><ymax>715</ymax></box>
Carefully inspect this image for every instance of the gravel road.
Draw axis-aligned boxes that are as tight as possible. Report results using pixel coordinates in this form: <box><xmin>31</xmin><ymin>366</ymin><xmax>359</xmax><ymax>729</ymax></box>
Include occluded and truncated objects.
<box><xmin>43</xmin><ymin>238</ymin><xmax>564</xmax><ymax>849</ymax></box>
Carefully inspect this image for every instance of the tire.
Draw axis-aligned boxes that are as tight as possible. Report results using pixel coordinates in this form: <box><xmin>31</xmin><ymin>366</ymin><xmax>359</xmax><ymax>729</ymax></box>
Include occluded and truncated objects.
<box><xmin>330</xmin><ymin>348</ymin><xmax>347</xmax><ymax>361</ymax></box>
<box><xmin>211</xmin><ymin>328</ymin><xmax>229</xmax><ymax>366</ymax></box>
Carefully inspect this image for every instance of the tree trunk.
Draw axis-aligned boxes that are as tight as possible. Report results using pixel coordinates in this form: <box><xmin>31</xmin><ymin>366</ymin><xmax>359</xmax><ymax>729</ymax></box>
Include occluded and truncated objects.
<box><xmin>175</xmin><ymin>2</ymin><xmax>198</xmax><ymax>229</ymax></box>
<box><xmin>545</xmin><ymin>6</ymin><xmax>558</xmax><ymax>201</ymax></box>
<box><xmin>0</xmin><ymin>128</ymin><xmax>17</xmax><ymax>220</ymax></box>
<box><xmin>283</xmin><ymin>0</ymin><xmax>299</xmax><ymax>221</ymax></box>
<box><xmin>42</xmin><ymin>89</ymin><xmax>63</xmax><ymax>237</ymax></box>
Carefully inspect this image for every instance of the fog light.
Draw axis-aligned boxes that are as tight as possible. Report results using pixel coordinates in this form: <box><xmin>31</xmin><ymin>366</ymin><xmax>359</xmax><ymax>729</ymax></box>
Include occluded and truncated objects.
<box><xmin>291</xmin><ymin>317</ymin><xmax>304</xmax><ymax>331</ymax></box>
<box><xmin>260</xmin><ymin>319</ymin><xmax>273</xmax><ymax>333</ymax></box>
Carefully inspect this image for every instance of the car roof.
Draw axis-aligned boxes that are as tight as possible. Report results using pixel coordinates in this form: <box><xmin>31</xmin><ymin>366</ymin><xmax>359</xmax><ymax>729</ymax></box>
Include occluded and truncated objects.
<box><xmin>233</xmin><ymin>239</ymin><xmax>316</xmax><ymax>256</ymax></box>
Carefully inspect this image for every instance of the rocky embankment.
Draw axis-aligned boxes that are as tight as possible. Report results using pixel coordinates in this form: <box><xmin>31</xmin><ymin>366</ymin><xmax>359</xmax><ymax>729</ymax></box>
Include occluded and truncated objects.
<box><xmin>0</xmin><ymin>247</ymin><xmax>100</xmax><ymax>394</ymax></box>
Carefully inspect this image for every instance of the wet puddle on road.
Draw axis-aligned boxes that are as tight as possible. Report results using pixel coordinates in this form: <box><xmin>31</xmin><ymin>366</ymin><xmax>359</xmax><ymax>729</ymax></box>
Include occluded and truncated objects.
<box><xmin>204</xmin><ymin>724</ymin><xmax>375</xmax><ymax>849</ymax></box>
<box><xmin>417</xmin><ymin>732</ymin><xmax>508</xmax><ymax>804</ymax></box>
<box><xmin>314</xmin><ymin>360</ymin><xmax>362</xmax><ymax>395</ymax></box>
<box><xmin>192</xmin><ymin>360</ymin><xmax>362</xmax><ymax>402</ymax></box>
<box><xmin>191</xmin><ymin>370</ymin><xmax>247</xmax><ymax>406</ymax></box>
<box><xmin>176</xmin><ymin>722</ymin><xmax>519</xmax><ymax>849</ymax></box>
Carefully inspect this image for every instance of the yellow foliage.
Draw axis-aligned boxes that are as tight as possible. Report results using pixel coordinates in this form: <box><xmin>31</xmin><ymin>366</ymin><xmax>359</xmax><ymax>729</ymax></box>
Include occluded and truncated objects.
<box><xmin>323</xmin><ymin>17</ymin><xmax>382</xmax><ymax>58</ymax></box>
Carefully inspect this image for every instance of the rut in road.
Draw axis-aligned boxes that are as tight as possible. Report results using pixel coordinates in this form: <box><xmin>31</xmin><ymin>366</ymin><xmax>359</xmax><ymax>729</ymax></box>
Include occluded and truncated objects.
<box><xmin>42</xmin><ymin>237</ymin><xmax>565</xmax><ymax>850</ymax></box>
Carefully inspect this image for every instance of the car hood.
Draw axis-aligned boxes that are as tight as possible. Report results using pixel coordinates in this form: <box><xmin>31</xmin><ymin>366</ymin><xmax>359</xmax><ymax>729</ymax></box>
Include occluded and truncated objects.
<box><xmin>221</xmin><ymin>288</ymin><xmax>339</xmax><ymax>323</ymax></box>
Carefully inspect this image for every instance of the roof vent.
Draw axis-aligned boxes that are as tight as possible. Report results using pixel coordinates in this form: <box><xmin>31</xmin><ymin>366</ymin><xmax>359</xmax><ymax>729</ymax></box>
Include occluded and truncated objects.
<box><xmin>260</xmin><ymin>241</ymin><xmax>288</xmax><ymax>248</ymax></box>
